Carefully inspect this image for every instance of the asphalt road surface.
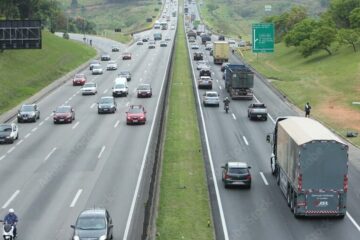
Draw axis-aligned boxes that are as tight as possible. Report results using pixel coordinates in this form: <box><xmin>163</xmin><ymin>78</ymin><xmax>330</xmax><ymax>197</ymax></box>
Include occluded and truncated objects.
<box><xmin>185</xmin><ymin>2</ymin><xmax>360</xmax><ymax>240</ymax></box>
<box><xmin>0</xmin><ymin>1</ymin><xmax>178</xmax><ymax>239</ymax></box>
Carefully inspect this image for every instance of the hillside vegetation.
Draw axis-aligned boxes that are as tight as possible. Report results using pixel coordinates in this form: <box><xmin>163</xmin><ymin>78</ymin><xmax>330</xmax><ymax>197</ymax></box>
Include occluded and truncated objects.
<box><xmin>0</xmin><ymin>31</ymin><xmax>96</xmax><ymax>115</ymax></box>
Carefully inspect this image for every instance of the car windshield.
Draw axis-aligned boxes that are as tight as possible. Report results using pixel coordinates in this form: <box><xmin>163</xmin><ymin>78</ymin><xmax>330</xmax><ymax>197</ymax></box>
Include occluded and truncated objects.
<box><xmin>228</xmin><ymin>168</ymin><xmax>248</xmax><ymax>174</ymax></box>
<box><xmin>138</xmin><ymin>85</ymin><xmax>150</xmax><ymax>90</ymax></box>
<box><xmin>115</xmin><ymin>84</ymin><xmax>125</xmax><ymax>89</ymax></box>
<box><xmin>129</xmin><ymin>107</ymin><xmax>143</xmax><ymax>114</ymax></box>
<box><xmin>120</xmin><ymin>71</ymin><xmax>129</xmax><ymax>75</ymax></box>
<box><xmin>253</xmin><ymin>104</ymin><xmax>266</xmax><ymax>108</ymax></box>
<box><xmin>84</xmin><ymin>83</ymin><xmax>95</xmax><ymax>88</ymax></box>
<box><xmin>56</xmin><ymin>107</ymin><xmax>71</xmax><ymax>113</ymax></box>
<box><xmin>93</xmin><ymin>65</ymin><xmax>101</xmax><ymax>69</ymax></box>
<box><xmin>76</xmin><ymin>217</ymin><xmax>106</xmax><ymax>230</ymax></box>
<box><xmin>75</xmin><ymin>74</ymin><xmax>85</xmax><ymax>78</ymax></box>
<box><xmin>91</xmin><ymin>60</ymin><xmax>99</xmax><ymax>64</ymax></box>
<box><xmin>108</xmin><ymin>61</ymin><xmax>116</xmax><ymax>64</ymax></box>
<box><xmin>100</xmin><ymin>98</ymin><xmax>113</xmax><ymax>103</ymax></box>
<box><xmin>206</xmin><ymin>93</ymin><xmax>218</xmax><ymax>97</ymax></box>
<box><xmin>21</xmin><ymin>105</ymin><xmax>35</xmax><ymax>111</ymax></box>
<box><xmin>0</xmin><ymin>125</ymin><xmax>12</xmax><ymax>132</ymax></box>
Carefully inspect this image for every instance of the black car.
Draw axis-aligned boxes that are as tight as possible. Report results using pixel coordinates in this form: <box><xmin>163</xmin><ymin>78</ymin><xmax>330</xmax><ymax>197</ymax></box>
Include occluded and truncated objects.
<box><xmin>218</xmin><ymin>35</ymin><xmax>225</xmax><ymax>41</ymax></box>
<box><xmin>222</xmin><ymin>162</ymin><xmax>251</xmax><ymax>188</ymax></box>
<box><xmin>71</xmin><ymin>208</ymin><xmax>113</xmax><ymax>240</ymax></box>
<box><xmin>137</xmin><ymin>83</ymin><xmax>152</xmax><ymax>98</ymax></box>
<box><xmin>193</xmin><ymin>52</ymin><xmax>203</xmax><ymax>61</ymax></box>
<box><xmin>101</xmin><ymin>54</ymin><xmax>111</xmax><ymax>61</ymax></box>
<box><xmin>118</xmin><ymin>71</ymin><xmax>132</xmax><ymax>81</ymax></box>
<box><xmin>98</xmin><ymin>96</ymin><xmax>117</xmax><ymax>114</ymax></box>
<box><xmin>199</xmin><ymin>68</ymin><xmax>211</xmax><ymax>77</ymax></box>
<box><xmin>17</xmin><ymin>104</ymin><xmax>40</xmax><ymax>123</ymax></box>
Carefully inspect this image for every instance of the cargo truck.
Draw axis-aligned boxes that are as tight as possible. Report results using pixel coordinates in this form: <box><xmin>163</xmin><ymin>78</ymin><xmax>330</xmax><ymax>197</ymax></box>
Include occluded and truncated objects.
<box><xmin>224</xmin><ymin>64</ymin><xmax>254</xmax><ymax>99</ymax></box>
<box><xmin>266</xmin><ymin>117</ymin><xmax>348</xmax><ymax>218</ymax></box>
<box><xmin>213</xmin><ymin>41</ymin><xmax>229</xmax><ymax>64</ymax></box>
<box><xmin>201</xmin><ymin>34</ymin><xmax>211</xmax><ymax>44</ymax></box>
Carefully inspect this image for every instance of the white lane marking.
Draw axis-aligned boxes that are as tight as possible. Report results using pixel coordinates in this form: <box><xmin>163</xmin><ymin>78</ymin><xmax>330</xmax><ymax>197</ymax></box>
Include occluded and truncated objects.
<box><xmin>260</xmin><ymin>172</ymin><xmax>269</xmax><ymax>186</ymax></box>
<box><xmin>219</xmin><ymin>85</ymin><xmax>222</xmax><ymax>90</ymax></box>
<box><xmin>73</xmin><ymin>93</ymin><xmax>77</xmax><ymax>97</ymax></box>
<box><xmin>32</xmin><ymin>127</ymin><xmax>38</xmax><ymax>132</ymax></box>
<box><xmin>253</xmin><ymin>94</ymin><xmax>275</xmax><ymax>123</ymax></box>
<box><xmin>25</xmin><ymin>133</ymin><xmax>31</xmax><ymax>139</ymax></box>
<box><xmin>70</xmin><ymin>189</ymin><xmax>83</xmax><ymax>208</ymax></box>
<box><xmin>216</xmin><ymin>79</ymin><xmax>219</xmax><ymax>82</ymax></box>
<box><xmin>231</xmin><ymin>113</ymin><xmax>236</xmax><ymax>120</ymax></box>
<box><xmin>242</xmin><ymin>136</ymin><xmax>250</xmax><ymax>147</ymax></box>
<box><xmin>0</xmin><ymin>155</ymin><xmax>6</xmax><ymax>161</ymax></box>
<box><xmin>122</xmin><ymin>34</ymin><xmax>173</xmax><ymax>240</ymax></box>
<box><xmin>347</xmin><ymin>212</ymin><xmax>360</xmax><ymax>232</ymax></box>
<box><xmin>98</xmin><ymin>145</ymin><xmax>106</xmax><ymax>159</ymax></box>
<box><xmin>16</xmin><ymin>140</ymin><xmax>23</xmax><ymax>146</ymax></box>
<box><xmin>72</xmin><ymin>121</ymin><xmax>80</xmax><ymax>129</ymax></box>
<box><xmin>69</xmin><ymin>96</ymin><xmax>73</xmax><ymax>101</ymax></box>
<box><xmin>7</xmin><ymin>147</ymin><xmax>15</xmax><ymax>154</ymax></box>
<box><xmin>90</xmin><ymin>103</ymin><xmax>96</xmax><ymax>109</ymax></box>
<box><xmin>38</xmin><ymin>121</ymin><xmax>44</xmax><ymax>126</ymax></box>
<box><xmin>103</xmin><ymin>89</ymin><xmax>108</xmax><ymax>94</ymax></box>
<box><xmin>45</xmin><ymin>116</ymin><xmax>50</xmax><ymax>121</ymax></box>
<box><xmin>126</xmin><ymin>102</ymin><xmax>130</xmax><ymax>107</ymax></box>
<box><xmin>2</xmin><ymin>190</ymin><xmax>20</xmax><ymax>209</ymax></box>
<box><xmin>114</xmin><ymin>120</ymin><xmax>120</xmax><ymax>128</ymax></box>
<box><xmin>44</xmin><ymin>147</ymin><xmax>57</xmax><ymax>161</ymax></box>
<box><xmin>64</xmin><ymin>100</ymin><xmax>69</xmax><ymax>104</ymax></box>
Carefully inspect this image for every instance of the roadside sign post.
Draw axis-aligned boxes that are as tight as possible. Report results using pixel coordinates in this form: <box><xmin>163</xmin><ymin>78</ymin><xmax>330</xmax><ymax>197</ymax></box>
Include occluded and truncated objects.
<box><xmin>252</xmin><ymin>23</ymin><xmax>274</xmax><ymax>53</ymax></box>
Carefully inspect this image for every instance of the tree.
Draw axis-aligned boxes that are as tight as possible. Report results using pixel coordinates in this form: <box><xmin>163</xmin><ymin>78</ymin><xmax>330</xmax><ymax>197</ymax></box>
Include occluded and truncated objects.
<box><xmin>329</xmin><ymin>0</ymin><xmax>360</xmax><ymax>28</ymax></box>
<box><xmin>349</xmin><ymin>7</ymin><xmax>360</xmax><ymax>28</ymax></box>
<box><xmin>284</xmin><ymin>19</ymin><xmax>317</xmax><ymax>47</ymax></box>
<box><xmin>337</xmin><ymin>28</ymin><xmax>360</xmax><ymax>51</ymax></box>
<box><xmin>71</xmin><ymin>0</ymin><xmax>78</xmax><ymax>10</ymax></box>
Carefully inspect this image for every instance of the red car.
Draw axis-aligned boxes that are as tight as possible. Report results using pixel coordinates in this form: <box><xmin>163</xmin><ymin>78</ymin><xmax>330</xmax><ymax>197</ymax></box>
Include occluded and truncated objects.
<box><xmin>72</xmin><ymin>74</ymin><xmax>87</xmax><ymax>86</ymax></box>
<box><xmin>126</xmin><ymin>105</ymin><xmax>147</xmax><ymax>125</ymax></box>
<box><xmin>122</xmin><ymin>52</ymin><xmax>132</xmax><ymax>60</ymax></box>
<box><xmin>53</xmin><ymin>105</ymin><xmax>75</xmax><ymax>124</ymax></box>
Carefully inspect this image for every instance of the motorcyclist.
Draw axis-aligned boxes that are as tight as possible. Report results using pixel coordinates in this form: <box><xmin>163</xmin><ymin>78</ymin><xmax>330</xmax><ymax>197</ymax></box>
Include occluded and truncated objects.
<box><xmin>223</xmin><ymin>97</ymin><xmax>230</xmax><ymax>111</ymax></box>
<box><xmin>3</xmin><ymin>208</ymin><xmax>18</xmax><ymax>237</ymax></box>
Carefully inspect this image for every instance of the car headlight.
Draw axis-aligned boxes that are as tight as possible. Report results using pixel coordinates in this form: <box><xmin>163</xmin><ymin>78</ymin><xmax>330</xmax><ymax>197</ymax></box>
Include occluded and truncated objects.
<box><xmin>99</xmin><ymin>235</ymin><xmax>107</xmax><ymax>240</ymax></box>
<box><xmin>30</xmin><ymin>112</ymin><xmax>35</xmax><ymax>116</ymax></box>
<box><xmin>17</xmin><ymin>113</ymin><xmax>21</xmax><ymax>116</ymax></box>
<box><xmin>73</xmin><ymin>236</ymin><xmax>80</xmax><ymax>240</ymax></box>
<box><xmin>6</xmin><ymin>136</ymin><xmax>11</xmax><ymax>139</ymax></box>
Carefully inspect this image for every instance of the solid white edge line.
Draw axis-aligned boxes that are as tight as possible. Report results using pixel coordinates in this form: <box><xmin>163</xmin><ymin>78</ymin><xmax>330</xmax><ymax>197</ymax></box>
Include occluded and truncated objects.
<box><xmin>259</xmin><ymin>172</ymin><xmax>269</xmax><ymax>186</ymax></box>
<box><xmin>98</xmin><ymin>146</ymin><xmax>106</xmax><ymax>159</ymax></box>
<box><xmin>114</xmin><ymin>120</ymin><xmax>120</xmax><ymax>128</ymax></box>
<box><xmin>0</xmin><ymin>155</ymin><xmax>6</xmax><ymax>161</ymax></box>
<box><xmin>44</xmin><ymin>147</ymin><xmax>57</xmax><ymax>162</ymax></box>
<box><xmin>186</xmin><ymin>17</ymin><xmax>230</xmax><ymax>240</ymax></box>
<box><xmin>7</xmin><ymin>147</ymin><xmax>15</xmax><ymax>154</ymax></box>
<box><xmin>70</xmin><ymin>189</ymin><xmax>83</xmax><ymax>208</ymax></box>
<box><xmin>231</xmin><ymin>113</ymin><xmax>236</xmax><ymax>120</ymax></box>
<box><xmin>347</xmin><ymin>212</ymin><xmax>360</xmax><ymax>232</ymax></box>
<box><xmin>122</xmin><ymin>20</ymin><xmax>175</xmax><ymax>240</ymax></box>
<box><xmin>2</xmin><ymin>190</ymin><xmax>20</xmax><ymax>209</ymax></box>
<box><xmin>72</xmin><ymin>121</ymin><xmax>80</xmax><ymax>129</ymax></box>
<box><xmin>242</xmin><ymin>136</ymin><xmax>249</xmax><ymax>146</ymax></box>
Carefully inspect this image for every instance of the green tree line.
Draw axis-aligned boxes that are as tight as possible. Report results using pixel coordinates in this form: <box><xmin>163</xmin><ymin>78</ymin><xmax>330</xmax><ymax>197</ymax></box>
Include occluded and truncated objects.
<box><xmin>265</xmin><ymin>0</ymin><xmax>360</xmax><ymax>57</ymax></box>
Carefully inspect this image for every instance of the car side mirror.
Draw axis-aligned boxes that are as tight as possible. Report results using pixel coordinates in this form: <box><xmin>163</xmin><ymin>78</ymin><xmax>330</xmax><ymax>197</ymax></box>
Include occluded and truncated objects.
<box><xmin>266</xmin><ymin>134</ymin><xmax>271</xmax><ymax>143</ymax></box>
<box><xmin>70</xmin><ymin>225</ymin><xmax>75</xmax><ymax>229</ymax></box>
<box><xmin>248</xmin><ymin>166</ymin><xmax>252</xmax><ymax>169</ymax></box>
<box><xmin>109</xmin><ymin>224</ymin><xmax>114</xmax><ymax>228</ymax></box>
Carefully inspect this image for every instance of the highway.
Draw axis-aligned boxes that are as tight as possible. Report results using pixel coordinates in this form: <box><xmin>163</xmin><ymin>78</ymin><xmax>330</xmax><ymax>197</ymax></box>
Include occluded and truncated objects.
<box><xmin>0</xmin><ymin>1</ymin><xmax>177</xmax><ymax>239</ymax></box>
<box><xmin>185</xmin><ymin>2</ymin><xmax>360</xmax><ymax>240</ymax></box>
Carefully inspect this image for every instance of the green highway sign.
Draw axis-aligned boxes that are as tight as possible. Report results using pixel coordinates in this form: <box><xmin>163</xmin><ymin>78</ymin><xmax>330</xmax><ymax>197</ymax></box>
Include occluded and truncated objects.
<box><xmin>252</xmin><ymin>23</ymin><xmax>274</xmax><ymax>53</ymax></box>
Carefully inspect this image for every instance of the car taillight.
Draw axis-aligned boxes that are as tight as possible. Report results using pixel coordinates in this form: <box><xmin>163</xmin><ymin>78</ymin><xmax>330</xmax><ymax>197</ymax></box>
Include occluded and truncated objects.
<box><xmin>246</xmin><ymin>175</ymin><xmax>251</xmax><ymax>180</ymax></box>
<box><xmin>344</xmin><ymin>175</ymin><xmax>348</xmax><ymax>192</ymax></box>
<box><xmin>224</xmin><ymin>173</ymin><xmax>230</xmax><ymax>180</ymax></box>
<box><xmin>298</xmin><ymin>174</ymin><xmax>302</xmax><ymax>191</ymax></box>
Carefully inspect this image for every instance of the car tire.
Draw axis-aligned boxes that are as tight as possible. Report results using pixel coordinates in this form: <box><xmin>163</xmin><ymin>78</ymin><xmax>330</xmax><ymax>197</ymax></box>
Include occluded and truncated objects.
<box><xmin>17</xmin><ymin>118</ymin><xmax>21</xmax><ymax>123</ymax></box>
<box><xmin>16</xmin><ymin>133</ymin><xmax>19</xmax><ymax>139</ymax></box>
<box><xmin>38</xmin><ymin>114</ymin><xmax>40</xmax><ymax>119</ymax></box>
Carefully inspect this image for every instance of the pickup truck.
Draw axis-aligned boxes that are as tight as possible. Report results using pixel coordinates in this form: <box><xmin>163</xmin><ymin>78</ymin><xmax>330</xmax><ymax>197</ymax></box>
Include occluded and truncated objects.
<box><xmin>247</xmin><ymin>103</ymin><xmax>267</xmax><ymax>121</ymax></box>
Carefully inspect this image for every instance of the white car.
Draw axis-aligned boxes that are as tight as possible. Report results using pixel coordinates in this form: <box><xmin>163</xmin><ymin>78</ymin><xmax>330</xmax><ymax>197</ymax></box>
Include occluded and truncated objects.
<box><xmin>89</xmin><ymin>60</ymin><xmax>100</xmax><ymax>70</ymax></box>
<box><xmin>92</xmin><ymin>64</ymin><xmax>103</xmax><ymax>75</ymax></box>
<box><xmin>0</xmin><ymin>123</ymin><xmax>19</xmax><ymax>144</ymax></box>
<box><xmin>191</xmin><ymin>44</ymin><xmax>200</xmax><ymax>50</ymax></box>
<box><xmin>106</xmin><ymin>61</ymin><xmax>118</xmax><ymax>70</ymax></box>
<box><xmin>170</xmin><ymin>25</ymin><xmax>175</xmax><ymax>30</ymax></box>
<box><xmin>196</xmin><ymin>60</ymin><xmax>209</xmax><ymax>70</ymax></box>
<box><xmin>205</xmin><ymin>43</ymin><xmax>213</xmax><ymax>50</ymax></box>
<box><xmin>202</xmin><ymin>91</ymin><xmax>220</xmax><ymax>107</ymax></box>
<box><xmin>81</xmin><ymin>82</ymin><xmax>98</xmax><ymax>95</ymax></box>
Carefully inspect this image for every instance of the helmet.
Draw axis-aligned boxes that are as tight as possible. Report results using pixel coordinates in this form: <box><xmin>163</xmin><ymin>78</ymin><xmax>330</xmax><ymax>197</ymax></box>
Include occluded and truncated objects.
<box><xmin>8</xmin><ymin>208</ymin><xmax>14</xmax><ymax>213</ymax></box>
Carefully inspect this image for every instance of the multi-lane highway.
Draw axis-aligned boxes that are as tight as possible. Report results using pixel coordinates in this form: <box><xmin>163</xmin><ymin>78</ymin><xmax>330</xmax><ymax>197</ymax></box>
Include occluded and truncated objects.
<box><xmin>185</xmin><ymin>2</ymin><xmax>360</xmax><ymax>240</ymax></box>
<box><xmin>0</xmin><ymin>1</ymin><xmax>177</xmax><ymax>239</ymax></box>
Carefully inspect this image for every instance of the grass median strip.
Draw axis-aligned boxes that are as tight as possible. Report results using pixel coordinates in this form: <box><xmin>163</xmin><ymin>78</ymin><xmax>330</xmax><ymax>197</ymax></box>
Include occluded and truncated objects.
<box><xmin>156</xmin><ymin>7</ymin><xmax>214</xmax><ymax>240</ymax></box>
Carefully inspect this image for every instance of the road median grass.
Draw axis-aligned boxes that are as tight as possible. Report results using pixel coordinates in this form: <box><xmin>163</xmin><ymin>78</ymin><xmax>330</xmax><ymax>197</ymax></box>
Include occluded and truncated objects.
<box><xmin>156</xmin><ymin>6</ymin><xmax>214</xmax><ymax>240</ymax></box>
<box><xmin>0</xmin><ymin>31</ymin><xmax>96</xmax><ymax>115</ymax></box>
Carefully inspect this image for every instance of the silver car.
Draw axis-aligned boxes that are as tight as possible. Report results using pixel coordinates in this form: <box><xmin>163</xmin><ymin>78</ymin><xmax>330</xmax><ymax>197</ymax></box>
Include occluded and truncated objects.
<box><xmin>202</xmin><ymin>91</ymin><xmax>220</xmax><ymax>107</ymax></box>
<box><xmin>81</xmin><ymin>82</ymin><xmax>98</xmax><ymax>95</ymax></box>
<box><xmin>106</xmin><ymin>61</ymin><xmax>118</xmax><ymax>70</ymax></box>
<box><xmin>92</xmin><ymin>64</ymin><xmax>103</xmax><ymax>75</ymax></box>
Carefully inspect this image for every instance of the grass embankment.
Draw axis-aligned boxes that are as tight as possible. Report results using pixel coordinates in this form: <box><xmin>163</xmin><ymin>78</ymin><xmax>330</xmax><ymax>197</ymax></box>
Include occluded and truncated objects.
<box><xmin>156</xmin><ymin>7</ymin><xmax>214</xmax><ymax>240</ymax></box>
<box><xmin>0</xmin><ymin>31</ymin><xmax>96</xmax><ymax>115</ymax></box>
<box><xmin>242</xmin><ymin>44</ymin><xmax>360</xmax><ymax>146</ymax></box>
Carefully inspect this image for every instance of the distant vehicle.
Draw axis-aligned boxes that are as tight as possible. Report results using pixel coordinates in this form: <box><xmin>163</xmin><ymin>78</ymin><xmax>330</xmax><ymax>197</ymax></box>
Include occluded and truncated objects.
<box><xmin>137</xmin><ymin>83</ymin><xmax>152</xmax><ymax>98</ymax></box>
<box><xmin>191</xmin><ymin>44</ymin><xmax>200</xmax><ymax>50</ymax></box>
<box><xmin>218</xmin><ymin>35</ymin><xmax>225</xmax><ymax>41</ymax></box>
<box><xmin>0</xmin><ymin>123</ymin><xmax>18</xmax><ymax>144</ymax></box>
<box><xmin>142</xmin><ymin>37</ymin><xmax>149</xmax><ymax>42</ymax></box>
<box><xmin>213</xmin><ymin>41</ymin><xmax>229</xmax><ymax>64</ymax></box>
<box><xmin>81</xmin><ymin>82</ymin><xmax>97</xmax><ymax>95</ymax></box>
<box><xmin>188</xmin><ymin>36</ymin><xmax>196</xmax><ymax>43</ymax></box>
<box><xmin>201</xmin><ymin>34</ymin><xmax>211</xmax><ymax>44</ymax></box>
<box><xmin>111</xmin><ymin>45</ymin><xmax>120</xmax><ymax>52</ymax></box>
<box><xmin>17</xmin><ymin>104</ymin><xmax>40</xmax><ymax>123</ymax></box>
<box><xmin>154</xmin><ymin>23</ymin><xmax>161</xmax><ymax>29</ymax></box>
<box><xmin>89</xmin><ymin>60</ymin><xmax>100</xmax><ymax>70</ymax></box>
<box><xmin>72</xmin><ymin>73</ymin><xmax>87</xmax><ymax>86</ymax></box>
<box><xmin>137</xmin><ymin>41</ymin><xmax>144</xmax><ymax>45</ymax></box>
<box><xmin>196</xmin><ymin>60</ymin><xmax>209</xmax><ymax>70</ymax></box>
<box><xmin>224</xmin><ymin>64</ymin><xmax>254</xmax><ymax>100</ymax></box>
<box><xmin>160</xmin><ymin>41</ymin><xmax>168</xmax><ymax>47</ymax></box>
<box><xmin>170</xmin><ymin>25</ymin><xmax>175</xmax><ymax>30</ymax></box>
<box><xmin>165</xmin><ymin>36</ymin><xmax>172</xmax><ymax>41</ymax></box>
<box><xmin>187</xmin><ymin>30</ymin><xmax>197</xmax><ymax>38</ymax></box>
<box><xmin>154</xmin><ymin>32</ymin><xmax>162</xmax><ymax>41</ymax></box>
<box><xmin>266</xmin><ymin>117</ymin><xmax>349</xmax><ymax>217</ymax></box>
<box><xmin>98</xmin><ymin>96</ymin><xmax>117</xmax><ymax>114</ymax></box>
<box><xmin>122</xmin><ymin>52</ymin><xmax>132</xmax><ymax>60</ymax></box>
<box><xmin>202</xmin><ymin>91</ymin><xmax>220</xmax><ymax>107</ymax></box>
<box><xmin>198</xmin><ymin>76</ymin><xmax>212</xmax><ymax>89</ymax></box>
<box><xmin>193</xmin><ymin>52</ymin><xmax>203</xmax><ymax>61</ymax></box>
<box><xmin>101</xmin><ymin>54</ymin><xmax>111</xmax><ymax>61</ymax></box>
<box><xmin>160</xmin><ymin>22</ymin><xmax>168</xmax><ymax>30</ymax></box>
<box><xmin>221</xmin><ymin>62</ymin><xmax>229</xmax><ymax>72</ymax></box>
<box><xmin>199</xmin><ymin>67</ymin><xmax>211</xmax><ymax>77</ymax></box>
<box><xmin>112</xmin><ymin>77</ymin><xmax>129</xmax><ymax>97</ymax></box>
<box><xmin>53</xmin><ymin>105</ymin><xmax>75</xmax><ymax>124</ymax></box>
<box><xmin>106</xmin><ymin>61</ymin><xmax>118</xmax><ymax>71</ymax></box>
<box><xmin>118</xmin><ymin>71</ymin><xmax>131</xmax><ymax>81</ymax></box>
<box><xmin>70</xmin><ymin>208</ymin><xmax>113</xmax><ymax>240</ymax></box>
<box><xmin>248</xmin><ymin>103</ymin><xmax>268</xmax><ymax>121</ymax></box>
<box><xmin>221</xmin><ymin>162</ymin><xmax>251</xmax><ymax>188</ymax></box>
<box><xmin>126</xmin><ymin>105</ymin><xmax>147</xmax><ymax>125</ymax></box>
<box><xmin>91</xmin><ymin>64</ymin><xmax>103</xmax><ymax>75</ymax></box>
<box><xmin>148</xmin><ymin>41</ymin><xmax>156</xmax><ymax>49</ymax></box>
<box><xmin>205</xmin><ymin>43</ymin><xmax>213</xmax><ymax>51</ymax></box>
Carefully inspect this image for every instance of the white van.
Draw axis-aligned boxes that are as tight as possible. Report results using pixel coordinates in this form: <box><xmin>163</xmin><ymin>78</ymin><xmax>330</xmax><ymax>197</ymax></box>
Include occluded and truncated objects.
<box><xmin>112</xmin><ymin>77</ymin><xmax>129</xmax><ymax>97</ymax></box>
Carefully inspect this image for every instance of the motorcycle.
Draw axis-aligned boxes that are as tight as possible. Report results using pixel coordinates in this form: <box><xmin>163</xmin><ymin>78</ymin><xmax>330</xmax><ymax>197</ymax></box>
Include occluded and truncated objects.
<box><xmin>224</xmin><ymin>104</ymin><xmax>229</xmax><ymax>114</ymax></box>
<box><xmin>0</xmin><ymin>221</ymin><xmax>15</xmax><ymax>240</ymax></box>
